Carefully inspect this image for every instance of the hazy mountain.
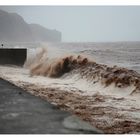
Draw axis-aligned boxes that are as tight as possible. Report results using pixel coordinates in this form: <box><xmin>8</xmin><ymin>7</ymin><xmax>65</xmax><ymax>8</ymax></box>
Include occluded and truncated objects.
<box><xmin>29</xmin><ymin>24</ymin><xmax>61</xmax><ymax>42</ymax></box>
<box><xmin>0</xmin><ymin>9</ymin><xmax>61</xmax><ymax>42</ymax></box>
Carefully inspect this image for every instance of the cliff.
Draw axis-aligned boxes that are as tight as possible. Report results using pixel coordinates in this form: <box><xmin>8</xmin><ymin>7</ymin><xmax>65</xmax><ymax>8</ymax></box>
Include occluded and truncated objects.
<box><xmin>29</xmin><ymin>24</ymin><xmax>61</xmax><ymax>42</ymax></box>
<box><xmin>0</xmin><ymin>9</ymin><xmax>61</xmax><ymax>42</ymax></box>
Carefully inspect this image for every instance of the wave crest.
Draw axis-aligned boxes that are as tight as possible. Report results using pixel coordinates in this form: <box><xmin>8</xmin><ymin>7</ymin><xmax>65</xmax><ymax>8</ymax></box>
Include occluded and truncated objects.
<box><xmin>24</xmin><ymin>47</ymin><xmax>140</xmax><ymax>93</ymax></box>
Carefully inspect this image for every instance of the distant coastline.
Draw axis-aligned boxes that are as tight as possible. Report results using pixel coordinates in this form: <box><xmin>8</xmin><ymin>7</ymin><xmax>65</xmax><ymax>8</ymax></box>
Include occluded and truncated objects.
<box><xmin>0</xmin><ymin>9</ymin><xmax>61</xmax><ymax>42</ymax></box>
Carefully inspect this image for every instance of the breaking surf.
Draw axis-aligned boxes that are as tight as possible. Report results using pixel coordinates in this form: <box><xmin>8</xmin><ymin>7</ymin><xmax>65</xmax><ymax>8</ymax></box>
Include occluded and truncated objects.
<box><xmin>1</xmin><ymin>42</ymin><xmax>140</xmax><ymax>133</ymax></box>
<box><xmin>24</xmin><ymin>46</ymin><xmax>140</xmax><ymax>97</ymax></box>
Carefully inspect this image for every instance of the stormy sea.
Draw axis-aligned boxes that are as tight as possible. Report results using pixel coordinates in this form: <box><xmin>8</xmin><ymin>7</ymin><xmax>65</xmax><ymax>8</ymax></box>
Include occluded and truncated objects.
<box><xmin>0</xmin><ymin>41</ymin><xmax>140</xmax><ymax>134</ymax></box>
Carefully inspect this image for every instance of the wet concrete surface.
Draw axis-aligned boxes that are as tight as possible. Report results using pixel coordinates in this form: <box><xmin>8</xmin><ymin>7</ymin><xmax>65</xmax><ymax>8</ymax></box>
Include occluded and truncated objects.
<box><xmin>0</xmin><ymin>78</ymin><xmax>102</xmax><ymax>134</ymax></box>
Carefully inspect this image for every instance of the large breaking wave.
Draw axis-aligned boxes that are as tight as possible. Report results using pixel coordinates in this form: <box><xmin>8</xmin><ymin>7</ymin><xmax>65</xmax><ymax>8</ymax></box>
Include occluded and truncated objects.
<box><xmin>24</xmin><ymin>47</ymin><xmax>140</xmax><ymax>95</ymax></box>
<box><xmin>1</xmin><ymin>43</ymin><xmax>140</xmax><ymax>134</ymax></box>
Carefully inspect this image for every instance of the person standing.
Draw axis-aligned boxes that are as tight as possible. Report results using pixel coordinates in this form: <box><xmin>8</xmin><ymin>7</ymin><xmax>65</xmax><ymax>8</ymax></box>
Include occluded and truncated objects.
<box><xmin>1</xmin><ymin>44</ymin><xmax>4</xmax><ymax>48</ymax></box>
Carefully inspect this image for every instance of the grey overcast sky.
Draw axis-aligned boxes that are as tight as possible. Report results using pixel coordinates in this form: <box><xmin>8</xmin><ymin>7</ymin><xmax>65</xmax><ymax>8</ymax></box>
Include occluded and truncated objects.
<box><xmin>0</xmin><ymin>6</ymin><xmax>140</xmax><ymax>42</ymax></box>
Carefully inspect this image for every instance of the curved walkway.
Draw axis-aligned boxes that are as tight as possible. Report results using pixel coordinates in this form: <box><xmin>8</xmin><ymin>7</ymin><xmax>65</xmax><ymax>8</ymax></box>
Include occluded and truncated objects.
<box><xmin>0</xmin><ymin>78</ymin><xmax>102</xmax><ymax>134</ymax></box>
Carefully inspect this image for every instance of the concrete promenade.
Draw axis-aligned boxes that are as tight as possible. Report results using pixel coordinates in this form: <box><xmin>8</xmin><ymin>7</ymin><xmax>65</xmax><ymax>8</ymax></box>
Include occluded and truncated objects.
<box><xmin>0</xmin><ymin>78</ymin><xmax>102</xmax><ymax>134</ymax></box>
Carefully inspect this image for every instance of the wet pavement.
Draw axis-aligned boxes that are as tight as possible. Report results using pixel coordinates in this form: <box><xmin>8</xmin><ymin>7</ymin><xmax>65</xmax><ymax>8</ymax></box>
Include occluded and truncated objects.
<box><xmin>0</xmin><ymin>78</ymin><xmax>102</xmax><ymax>134</ymax></box>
